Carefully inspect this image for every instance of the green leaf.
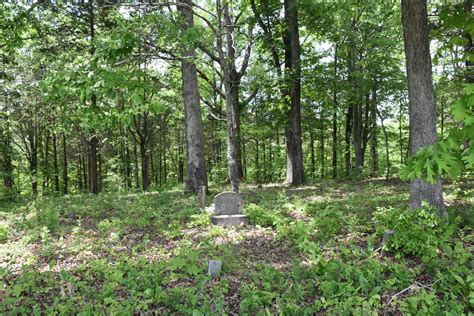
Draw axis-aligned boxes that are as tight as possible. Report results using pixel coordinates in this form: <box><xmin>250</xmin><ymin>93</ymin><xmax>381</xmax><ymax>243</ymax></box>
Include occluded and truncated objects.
<box><xmin>131</xmin><ymin>94</ymin><xmax>143</xmax><ymax>106</ymax></box>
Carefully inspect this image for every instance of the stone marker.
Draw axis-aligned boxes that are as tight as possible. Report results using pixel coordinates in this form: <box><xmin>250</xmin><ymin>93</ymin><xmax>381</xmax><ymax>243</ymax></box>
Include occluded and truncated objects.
<box><xmin>198</xmin><ymin>185</ymin><xmax>206</xmax><ymax>210</ymax></box>
<box><xmin>211</xmin><ymin>192</ymin><xmax>249</xmax><ymax>226</ymax></box>
<box><xmin>208</xmin><ymin>260</ymin><xmax>222</xmax><ymax>278</ymax></box>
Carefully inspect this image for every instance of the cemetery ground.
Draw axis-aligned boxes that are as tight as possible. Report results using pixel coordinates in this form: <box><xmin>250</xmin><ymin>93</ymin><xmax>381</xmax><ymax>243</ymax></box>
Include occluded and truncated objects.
<box><xmin>0</xmin><ymin>179</ymin><xmax>472</xmax><ymax>314</ymax></box>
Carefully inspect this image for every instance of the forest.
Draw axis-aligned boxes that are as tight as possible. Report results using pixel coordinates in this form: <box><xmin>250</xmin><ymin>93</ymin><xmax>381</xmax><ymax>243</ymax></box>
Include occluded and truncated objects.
<box><xmin>0</xmin><ymin>0</ymin><xmax>473</xmax><ymax>314</ymax></box>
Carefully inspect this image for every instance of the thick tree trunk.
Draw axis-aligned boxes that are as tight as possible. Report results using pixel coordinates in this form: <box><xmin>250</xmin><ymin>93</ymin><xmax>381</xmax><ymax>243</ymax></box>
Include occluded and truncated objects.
<box><xmin>224</xmin><ymin>77</ymin><xmax>242</xmax><ymax>192</ymax></box>
<box><xmin>401</xmin><ymin>0</ymin><xmax>444</xmax><ymax>211</ymax></box>
<box><xmin>284</xmin><ymin>0</ymin><xmax>305</xmax><ymax>186</ymax></box>
<box><xmin>220</xmin><ymin>1</ymin><xmax>243</xmax><ymax>192</ymax></box>
<box><xmin>178</xmin><ymin>0</ymin><xmax>208</xmax><ymax>193</ymax></box>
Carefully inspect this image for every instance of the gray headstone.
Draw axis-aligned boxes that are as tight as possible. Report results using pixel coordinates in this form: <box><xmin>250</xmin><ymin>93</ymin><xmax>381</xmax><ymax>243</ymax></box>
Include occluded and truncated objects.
<box><xmin>214</xmin><ymin>192</ymin><xmax>243</xmax><ymax>215</ymax></box>
<box><xmin>198</xmin><ymin>186</ymin><xmax>206</xmax><ymax>210</ymax></box>
<box><xmin>208</xmin><ymin>260</ymin><xmax>222</xmax><ymax>278</ymax></box>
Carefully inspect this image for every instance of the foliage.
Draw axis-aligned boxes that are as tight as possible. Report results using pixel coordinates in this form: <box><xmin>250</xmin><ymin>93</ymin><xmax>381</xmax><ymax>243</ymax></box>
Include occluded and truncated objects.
<box><xmin>0</xmin><ymin>181</ymin><xmax>472</xmax><ymax>314</ymax></box>
<box><xmin>374</xmin><ymin>205</ymin><xmax>460</xmax><ymax>258</ymax></box>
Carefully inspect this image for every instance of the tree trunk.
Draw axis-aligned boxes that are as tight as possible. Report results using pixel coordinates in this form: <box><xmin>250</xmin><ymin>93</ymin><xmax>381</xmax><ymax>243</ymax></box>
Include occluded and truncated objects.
<box><xmin>89</xmin><ymin>136</ymin><xmax>99</xmax><ymax>194</ymax></box>
<box><xmin>125</xmin><ymin>142</ymin><xmax>131</xmax><ymax>189</ymax></box>
<box><xmin>361</xmin><ymin>93</ymin><xmax>371</xmax><ymax>167</ymax></box>
<box><xmin>62</xmin><ymin>133</ymin><xmax>68</xmax><ymax>194</ymax></box>
<box><xmin>43</xmin><ymin>131</ymin><xmax>50</xmax><ymax>193</ymax></box>
<box><xmin>30</xmin><ymin>141</ymin><xmax>38</xmax><ymax>196</ymax></box>
<box><xmin>284</xmin><ymin>0</ymin><xmax>305</xmax><ymax>186</ymax></box>
<box><xmin>178</xmin><ymin>0</ymin><xmax>208</xmax><ymax>193</ymax></box>
<box><xmin>255</xmin><ymin>139</ymin><xmax>260</xmax><ymax>183</ymax></box>
<box><xmin>53</xmin><ymin>133</ymin><xmax>59</xmax><ymax>192</ymax></box>
<box><xmin>344</xmin><ymin>106</ymin><xmax>352</xmax><ymax>177</ymax></box>
<box><xmin>332</xmin><ymin>45</ymin><xmax>338</xmax><ymax>179</ymax></box>
<box><xmin>88</xmin><ymin>1</ymin><xmax>99</xmax><ymax>194</ymax></box>
<box><xmin>220</xmin><ymin>1</ymin><xmax>243</xmax><ymax>192</ymax></box>
<box><xmin>78</xmin><ymin>156</ymin><xmax>83</xmax><ymax>192</ymax></box>
<box><xmin>379</xmin><ymin>115</ymin><xmax>390</xmax><ymax>180</ymax></box>
<box><xmin>140</xmin><ymin>141</ymin><xmax>149</xmax><ymax>190</ymax></box>
<box><xmin>401</xmin><ymin>0</ymin><xmax>444</xmax><ymax>211</ymax></box>
<box><xmin>348</xmin><ymin>36</ymin><xmax>363</xmax><ymax>177</ymax></box>
<box><xmin>370</xmin><ymin>83</ymin><xmax>378</xmax><ymax>177</ymax></box>
<box><xmin>82</xmin><ymin>154</ymin><xmax>88</xmax><ymax>192</ymax></box>
<box><xmin>133</xmin><ymin>138</ymin><xmax>139</xmax><ymax>190</ymax></box>
<box><xmin>269</xmin><ymin>137</ymin><xmax>273</xmax><ymax>182</ymax></box>
<box><xmin>320</xmin><ymin>113</ymin><xmax>325</xmax><ymax>178</ymax></box>
<box><xmin>310</xmin><ymin>129</ymin><xmax>315</xmax><ymax>179</ymax></box>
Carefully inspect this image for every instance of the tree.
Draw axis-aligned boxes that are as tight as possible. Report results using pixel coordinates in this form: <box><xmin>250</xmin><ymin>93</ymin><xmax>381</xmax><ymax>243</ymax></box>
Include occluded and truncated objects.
<box><xmin>401</xmin><ymin>0</ymin><xmax>444</xmax><ymax>211</ymax></box>
<box><xmin>178</xmin><ymin>0</ymin><xmax>208</xmax><ymax>193</ymax></box>
<box><xmin>284</xmin><ymin>0</ymin><xmax>305</xmax><ymax>185</ymax></box>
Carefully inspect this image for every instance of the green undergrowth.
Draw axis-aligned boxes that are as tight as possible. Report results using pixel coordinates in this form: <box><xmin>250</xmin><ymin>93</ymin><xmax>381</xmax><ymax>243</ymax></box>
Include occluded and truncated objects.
<box><xmin>0</xmin><ymin>180</ymin><xmax>472</xmax><ymax>314</ymax></box>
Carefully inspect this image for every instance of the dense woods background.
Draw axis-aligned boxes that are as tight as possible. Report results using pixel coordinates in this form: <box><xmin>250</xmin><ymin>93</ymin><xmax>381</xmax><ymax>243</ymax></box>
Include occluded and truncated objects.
<box><xmin>1</xmin><ymin>0</ymin><xmax>471</xmax><ymax>199</ymax></box>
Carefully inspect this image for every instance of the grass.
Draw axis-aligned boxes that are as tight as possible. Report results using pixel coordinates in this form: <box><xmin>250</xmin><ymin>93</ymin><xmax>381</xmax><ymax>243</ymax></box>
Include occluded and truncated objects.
<box><xmin>0</xmin><ymin>179</ymin><xmax>472</xmax><ymax>314</ymax></box>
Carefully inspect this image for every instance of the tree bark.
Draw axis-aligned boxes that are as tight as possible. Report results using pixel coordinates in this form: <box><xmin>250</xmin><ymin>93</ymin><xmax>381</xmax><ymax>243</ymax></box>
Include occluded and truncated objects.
<box><xmin>89</xmin><ymin>136</ymin><xmax>99</xmax><ymax>194</ymax></box>
<box><xmin>140</xmin><ymin>141</ymin><xmax>149</xmax><ymax>190</ymax></box>
<box><xmin>320</xmin><ymin>112</ymin><xmax>325</xmax><ymax>178</ymax></box>
<box><xmin>88</xmin><ymin>0</ymin><xmax>99</xmax><ymax>194</ymax></box>
<box><xmin>344</xmin><ymin>106</ymin><xmax>352</xmax><ymax>177</ymax></box>
<box><xmin>220</xmin><ymin>0</ymin><xmax>243</xmax><ymax>192</ymax></box>
<box><xmin>348</xmin><ymin>35</ymin><xmax>363</xmax><ymax>177</ymax></box>
<box><xmin>332</xmin><ymin>45</ymin><xmax>338</xmax><ymax>179</ymax></box>
<box><xmin>370</xmin><ymin>82</ymin><xmax>378</xmax><ymax>177</ymax></box>
<box><xmin>178</xmin><ymin>0</ymin><xmax>208</xmax><ymax>193</ymax></box>
<box><xmin>62</xmin><ymin>133</ymin><xmax>68</xmax><ymax>194</ymax></box>
<box><xmin>401</xmin><ymin>0</ymin><xmax>444</xmax><ymax>210</ymax></box>
<box><xmin>133</xmin><ymin>138</ymin><xmax>139</xmax><ymax>190</ymax></box>
<box><xmin>310</xmin><ymin>129</ymin><xmax>315</xmax><ymax>178</ymax></box>
<box><xmin>284</xmin><ymin>0</ymin><xmax>305</xmax><ymax>186</ymax></box>
<box><xmin>53</xmin><ymin>133</ymin><xmax>59</xmax><ymax>192</ymax></box>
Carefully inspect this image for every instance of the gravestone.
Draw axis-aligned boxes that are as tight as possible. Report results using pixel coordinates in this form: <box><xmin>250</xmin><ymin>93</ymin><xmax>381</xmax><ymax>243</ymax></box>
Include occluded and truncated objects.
<box><xmin>211</xmin><ymin>192</ymin><xmax>249</xmax><ymax>226</ymax></box>
<box><xmin>198</xmin><ymin>186</ymin><xmax>206</xmax><ymax>210</ymax></box>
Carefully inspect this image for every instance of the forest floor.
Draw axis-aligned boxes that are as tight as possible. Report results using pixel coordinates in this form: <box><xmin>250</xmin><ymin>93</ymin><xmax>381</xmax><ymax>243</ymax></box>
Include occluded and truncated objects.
<box><xmin>0</xmin><ymin>179</ymin><xmax>472</xmax><ymax>314</ymax></box>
